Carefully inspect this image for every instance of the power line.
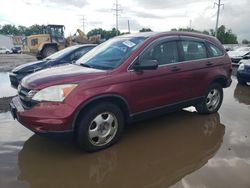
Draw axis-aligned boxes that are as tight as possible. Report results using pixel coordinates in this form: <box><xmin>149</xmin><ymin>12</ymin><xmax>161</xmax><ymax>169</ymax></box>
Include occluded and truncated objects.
<box><xmin>214</xmin><ymin>0</ymin><xmax>224</xmax><ymax>37</ymax></box>
<box><xmin>112</xmin><ymin>0</ymin><xmax>122</xmax><ymax>36</ymax></box>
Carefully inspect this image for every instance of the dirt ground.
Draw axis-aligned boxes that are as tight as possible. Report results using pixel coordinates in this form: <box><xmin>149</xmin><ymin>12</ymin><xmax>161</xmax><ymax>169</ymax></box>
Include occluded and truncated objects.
<box><xmin>0</xmin><ymin>97</ymin><xmax>13</xmax><ymax>113</ymax></box>
<box><xmin>0</xmin><ymin>54</ymin><xmax>36</xmax><ymax>72</ymax></box>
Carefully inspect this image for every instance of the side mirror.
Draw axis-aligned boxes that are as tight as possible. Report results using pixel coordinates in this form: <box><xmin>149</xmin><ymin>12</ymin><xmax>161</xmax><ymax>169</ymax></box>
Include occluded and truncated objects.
<box><xmin>133</xmin><ymin>59</ymin><xmax>158</xmax><ymax>71</ymax></box>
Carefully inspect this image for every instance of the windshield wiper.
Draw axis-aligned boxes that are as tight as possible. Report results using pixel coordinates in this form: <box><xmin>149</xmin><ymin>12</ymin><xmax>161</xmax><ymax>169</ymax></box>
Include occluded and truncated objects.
<box><xmin>81</xmin><ymin>64</ymin><xmax>93</xmax><ymax>68</ymax></box>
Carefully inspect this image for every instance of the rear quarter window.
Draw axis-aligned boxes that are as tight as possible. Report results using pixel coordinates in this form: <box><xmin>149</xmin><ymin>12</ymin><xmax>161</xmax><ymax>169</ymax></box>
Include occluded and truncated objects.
<box><xmin>207</xmin><ymin>43</ymin><xmax>224</xmax><ymax>57</ymax></box>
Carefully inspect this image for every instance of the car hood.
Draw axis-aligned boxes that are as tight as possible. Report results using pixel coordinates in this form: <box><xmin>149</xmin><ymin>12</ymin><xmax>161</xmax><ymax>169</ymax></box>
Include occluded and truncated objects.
<box><xmin>228</xmin><ymin>51</ymin><xmax>249</xmax><ymax>58</ymax></box>
<box><xmin>12</xmin><ymin>60</ymin><xmax>48</xmax><ymax>74</ymax></box>
<box><xmin>21</xmin><ymin>64</ymin><xmax>107</xmax><ymax>89</ymax></box>
<box><xmin>242</xmin><ymin>59</ymin><xmax>250</xmax><ymax>66</ymax></box>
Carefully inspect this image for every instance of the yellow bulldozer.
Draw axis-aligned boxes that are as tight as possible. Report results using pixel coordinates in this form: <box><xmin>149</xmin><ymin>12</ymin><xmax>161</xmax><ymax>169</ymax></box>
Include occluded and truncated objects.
<box><xmin>23</xmin><ymin>25</ymin><xmax>92</xmax><ymax>60</ymax></box>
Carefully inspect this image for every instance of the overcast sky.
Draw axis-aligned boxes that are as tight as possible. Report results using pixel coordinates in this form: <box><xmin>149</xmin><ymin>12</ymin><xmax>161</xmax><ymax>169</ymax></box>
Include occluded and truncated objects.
<box><xmin>0</xmin><ymin>0</ymin><xmax>249</xmax><ymax>41</ymax></box>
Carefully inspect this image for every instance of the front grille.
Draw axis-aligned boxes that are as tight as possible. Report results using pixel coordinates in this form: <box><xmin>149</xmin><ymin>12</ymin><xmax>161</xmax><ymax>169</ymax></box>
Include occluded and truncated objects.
<box><xmin>18</xmin><ymin>86</ymin><xmax>37</xmax><ymax>109</ymax></box>
<box><xmin>9</xmin><ymin>74</ymin><xmax>19</xmax><ymax>88</ymax></box>
<box><xmin>246</xmin><ymin>66</ymin><xmax>250</xmax><ymax>72</ymax></box>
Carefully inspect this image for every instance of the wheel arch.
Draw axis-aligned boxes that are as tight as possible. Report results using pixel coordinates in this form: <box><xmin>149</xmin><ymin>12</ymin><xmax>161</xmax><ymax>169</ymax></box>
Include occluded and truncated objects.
<box><xmin>72</xmin><ymin>94</ymin><xmax>131</xmax><ymax>131</ymax></box>
<box><xmin>38</xmin><ymin>42</ymin><xmax>58</xmax><ymax>53</ymax></box>
<box><xmin>209</xmin><ymin>76</ymin><xmax>228</xmax><ymax>88</ymax></box>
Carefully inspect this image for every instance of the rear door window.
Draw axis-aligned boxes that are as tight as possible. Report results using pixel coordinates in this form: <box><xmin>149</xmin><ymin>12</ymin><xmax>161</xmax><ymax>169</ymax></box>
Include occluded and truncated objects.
<box><xmin>180</xmin><ymin>40</ymin><xmax>207</xmax><ymax>61</ymax></box>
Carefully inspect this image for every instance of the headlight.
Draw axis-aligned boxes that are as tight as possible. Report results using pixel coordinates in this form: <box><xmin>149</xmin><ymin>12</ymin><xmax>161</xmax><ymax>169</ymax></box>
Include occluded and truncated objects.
<box><xmin>238</xmin><ymin>64</ymin><xmax>245</xmax><ymax>71</ymax></box>
<box><xmin>30</xmin><ymin>84</ymin><xmax>77</xmax><ymax>102</ymax></box>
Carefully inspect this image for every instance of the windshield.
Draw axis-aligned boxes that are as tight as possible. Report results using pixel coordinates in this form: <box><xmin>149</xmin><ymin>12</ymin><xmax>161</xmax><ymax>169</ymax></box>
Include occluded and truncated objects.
<box><xmin>76</xmin><ymin>37</ymin><xmax>146</xmax><ymax>70</ymax></box>
<box><xmin>45</xmin><ymin>45</ymin><xmax>79</xmax><ymax>60</ymax></box>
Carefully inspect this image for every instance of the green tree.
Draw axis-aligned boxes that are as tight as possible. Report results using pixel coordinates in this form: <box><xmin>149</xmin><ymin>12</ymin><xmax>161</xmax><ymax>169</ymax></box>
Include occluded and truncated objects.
<box><xmin>0</xmin><ymin>24</ymin><xmax>20</xmax><ymax>35</ymax></box>
<box><xmin>217</xmin><ymin>25</ymin><xmax>238</xmax><ymax>44</ymax></box>
<box><xmin>202</xmin><ymin>30</ymin><xmax>210</xmax><ymax>35</ymax></box>
<box><xmin>209</xmin><ymin>29</ymin><xmax>215</xmax><ymax>36</ymax></box>
<box><xmin>0</xmin><ymin>24</ymin><xmax>45</xmax><ymax>36</ymax></box>
<box><xmin>25</xmin><ymin>24</ymin><xmax>44</xmax><ymax>35</ymax></box>
<box><xmin>139</xmin><ymin>28</ymin><xmax>152</xmax><ymax>32</ymax></box>
<box><xmin>87</xmin><ymin>28</ymin><xmax>120</xmax><ymax>40</ymax></box>
<box><xmin>242</xmin><ymin>39</ymin><xmax>250</xmax><ymax>44</ymax></box>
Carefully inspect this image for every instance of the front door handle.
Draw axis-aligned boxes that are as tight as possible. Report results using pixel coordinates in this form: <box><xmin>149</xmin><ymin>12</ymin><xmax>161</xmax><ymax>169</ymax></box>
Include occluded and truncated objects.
<box><xmin>171</xmin><ymin>67</ymin><xmax>181</xmax><ymax>72</ymax></box>
<box><xmin>206</xmin><ymin>62</ymin><xmax>213</xmax><ymax>66</ymax></box>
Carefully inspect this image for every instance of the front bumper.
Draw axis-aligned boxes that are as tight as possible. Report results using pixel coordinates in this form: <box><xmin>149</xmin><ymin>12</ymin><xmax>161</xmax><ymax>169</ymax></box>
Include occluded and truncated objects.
<box><xmin>9</xmin><ymin>72</ymin><xmax>29</xmax><ymax>89</ymax></box>
<box><xmin>9</xmin><ymin>72</ymin><xmax>20</xmax><ymax>89</ymax></box>
<box><xmin>10</xmin><ymin>96</ymin><xmax>74</xmax><ymax>137</ymax></box>
<box><xmin>237</xmin><ymin>70</ymin><xmax>250</xmax><ymax>82</ymax></box>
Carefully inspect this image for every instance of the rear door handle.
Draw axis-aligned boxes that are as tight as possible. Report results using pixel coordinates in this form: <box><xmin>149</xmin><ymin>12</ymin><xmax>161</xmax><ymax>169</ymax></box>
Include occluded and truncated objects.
<box><xmin>171</xmin><ymin>67</ymin><xmax>181</xmax><ymax>72</ymax></box>
<box><xmin>206</xmin><ymin>62</ymin><xmax>213</xmax><ymax>66</ymax></box>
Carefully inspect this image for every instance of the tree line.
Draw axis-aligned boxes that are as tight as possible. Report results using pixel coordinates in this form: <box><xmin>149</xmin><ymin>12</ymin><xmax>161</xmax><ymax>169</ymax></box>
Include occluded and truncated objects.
<box><xmin>0</xmin><ymin>24</ymin><xmax>247</xmax><ymax>44</ymax></box>
<box><xmin>170</xmin><ymin>25</ymin><xmax>238</xmax><ymax>44</ymax></box>
<box><xmin>0</xmin><ymin>24</ymin><xmax>45</xmax><ymax>36</ymax></box>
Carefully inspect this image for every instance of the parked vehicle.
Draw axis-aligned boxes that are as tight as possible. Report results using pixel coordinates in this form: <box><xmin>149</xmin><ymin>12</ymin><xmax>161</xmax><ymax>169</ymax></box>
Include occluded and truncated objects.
<box><xmin>9</xmin><ymin>44</ymin><xmax>96</xmax><ymax>88</ymax></box>
<box><xmin>237</xmin><ymin>59</ymin><xmax>250</xmax><ymax>85</ymax></box>
<box><xmin>227</xmin><ymin>47</ymin><xmax>250</xmax><ymax>65</ymax></box>
<box><xmin>11</xmin><ymin>47</ymin><xmax>22</xmax><ymax>54</ymax></box>
<box><xmin>22</xmin><ymin>24</ymin><xmax>93</xmax><ymax>59</ymax></box>
<box><xmin>0</xmin><ymin>47</ymin><xmax>12</xmax><ymax>54</ymax></box>
<box><xmin>10</xmin><ymin>32</ymin><xmax>232</xmax><ymax>152</ymax></box>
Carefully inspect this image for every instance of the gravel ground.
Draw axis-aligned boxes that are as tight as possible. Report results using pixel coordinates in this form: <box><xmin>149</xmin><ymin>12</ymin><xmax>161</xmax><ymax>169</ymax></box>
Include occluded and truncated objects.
<box><xmin>0</xmin><ymin>54</ymin><xmax>36</xmax><ymax>72</ymax></box>
<box><xmin>0</xmin><ymin>54</ymin><xmax>36</xmax><ymax>112</ymax></box>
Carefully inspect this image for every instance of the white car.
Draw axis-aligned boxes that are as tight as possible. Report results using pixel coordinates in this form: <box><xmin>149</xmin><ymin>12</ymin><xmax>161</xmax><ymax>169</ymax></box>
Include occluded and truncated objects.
<box><xmin>239</xmin><ymin>58</ymin><xmax>250</xmax><ymax>65</ymax></box>
<box><xmin>0</xmin><ymin>47</ymin><xmax>12</xmax><ymax>54</ymax></box>
<box><xmin>227</xmin><ymin>47</ymin><xmax>250</xmax><ymax>65</ymax></box>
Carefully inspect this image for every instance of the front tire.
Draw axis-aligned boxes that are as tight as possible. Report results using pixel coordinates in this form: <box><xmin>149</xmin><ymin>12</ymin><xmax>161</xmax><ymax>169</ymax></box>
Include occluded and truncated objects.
<box><xmin>196</xmin><ymin>83</ymin><xmax>223</xmax><ymax>114</ymax></box>
<box><xmin>42</xmin><ymin>46</ymin><xmax>57</xmax><ymax>58</ymax></box>
<box><xmin>76</xmin><ymin>103</ymin><xmax>124</xmax><ymax>152</ymax></box>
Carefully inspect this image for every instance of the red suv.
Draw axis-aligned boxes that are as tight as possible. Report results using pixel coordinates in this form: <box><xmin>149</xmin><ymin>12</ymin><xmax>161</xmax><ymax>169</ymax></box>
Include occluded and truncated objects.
<box><xmin>10</xmin><ymin>32</ymin><xmax>232</xmax><ymax>152</ymax></box>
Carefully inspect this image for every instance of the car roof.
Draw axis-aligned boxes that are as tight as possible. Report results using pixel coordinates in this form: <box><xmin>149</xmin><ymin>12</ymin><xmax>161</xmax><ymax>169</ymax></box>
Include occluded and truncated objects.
<box><xmin>75</xmin><ymin>44</ymin><xmax>97</xmax><ymax>48</ymax></box>
<box><xmin>118</xmin><ymin>31</ymin><xmax>217</xmax><ymax>41</ymax></box>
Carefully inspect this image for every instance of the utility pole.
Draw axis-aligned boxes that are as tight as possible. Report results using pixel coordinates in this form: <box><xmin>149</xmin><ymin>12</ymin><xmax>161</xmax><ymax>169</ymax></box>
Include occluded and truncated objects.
<box><xmin>80</xmin><ymin>15</ymin><xmax>86</xmax><ymax>33</ymax></box>
<box><xmin>214</xmin><ymin>0</ymin><xmax>224</xmax><ymax>37</ymax></box>
<box><xmin>112</xmin><ymin>0</ymin><xmax>121</xmax><ymax>36</ymax></box>
<box><xmin>128</xmin><ymin>20</ymin><xmax>130</xmax><ymax>33</ymax></box>
<box><xmin>189</xmin><ymin>20</ymin><xmax>192</xmax><ymax>31</ymax></box>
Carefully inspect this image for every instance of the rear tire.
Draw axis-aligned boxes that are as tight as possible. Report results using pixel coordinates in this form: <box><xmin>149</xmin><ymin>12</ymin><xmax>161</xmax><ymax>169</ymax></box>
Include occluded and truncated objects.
<box><xmin>76</xmin><ymin>103</ymin><xmax>124</xmax><ymax>152</ymax></box>
<box><xmin>196</xmin><ymin>83</ymin><xmax>223</xmax><ymax>114</ymax></box>
<box><xmin>42</xmin><ymin>46</ymin><xmax>57</xmax><ymax>58</ymax></box>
